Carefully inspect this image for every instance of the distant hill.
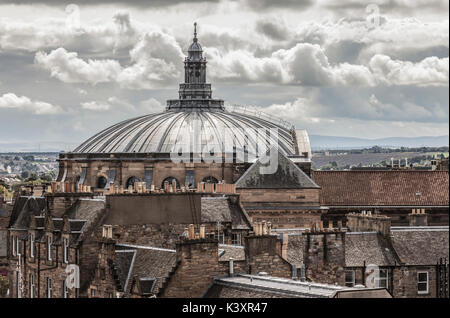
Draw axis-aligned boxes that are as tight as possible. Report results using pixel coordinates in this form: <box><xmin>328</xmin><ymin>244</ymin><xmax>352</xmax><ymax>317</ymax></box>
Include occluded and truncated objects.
<box><xmin>310</xmin><ymin>135</ymin><xmax>449</xmax><ymax>150</ymax></box>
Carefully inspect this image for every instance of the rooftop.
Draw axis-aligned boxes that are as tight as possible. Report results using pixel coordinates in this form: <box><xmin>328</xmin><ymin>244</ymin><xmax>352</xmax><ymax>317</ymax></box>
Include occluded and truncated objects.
<box><xmin>312</xmin><ymin>170</ymin><xmax>449</xmax><ymax>206</ymax></box>
<box><xmin>206</xmin><ymin>274</ymin><xmax>391</xmax><ymax>298</ymax></box>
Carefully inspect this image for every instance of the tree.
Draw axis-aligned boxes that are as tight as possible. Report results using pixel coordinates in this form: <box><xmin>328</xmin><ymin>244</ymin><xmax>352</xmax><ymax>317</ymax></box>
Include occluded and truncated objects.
<box><xmin>40</xmin><ymin>173</ymin><xmax>53</xmax><ymax>182</ymax></box>
<box><xmin>21</xmin><ymin>171</ymin><xmax>29</xmax><ymax>179</ymax></box>
<box><xmin>26</xmin><ymin>173</ymin><xmax>39</xmax><ymax>182</ymax></box>
<box><xmin>0</xmin><ymin>275</ymin><xmax>8</xmax><ymax>298</ymax></box>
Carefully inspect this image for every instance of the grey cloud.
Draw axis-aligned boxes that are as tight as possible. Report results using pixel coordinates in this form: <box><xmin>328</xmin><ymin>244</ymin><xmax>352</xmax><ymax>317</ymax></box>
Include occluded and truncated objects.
<box><xmin>244</xmin><ymin>0</ymin><xmax>313</xmax><ymax>11</ymax></box>
<box><xmin>255</xmin><ymin>20</ymin><xmax>289</xmax><ymax>41</ymax></box>
<box><xmin>0</xmin><ymin>0</ymin><xmax>220</xmax><ymax>7</ymax></box>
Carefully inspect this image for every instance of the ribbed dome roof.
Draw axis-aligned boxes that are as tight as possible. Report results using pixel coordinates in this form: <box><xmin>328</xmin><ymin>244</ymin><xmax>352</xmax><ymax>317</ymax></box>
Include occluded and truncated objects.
<box><xmin>73</xmin><ymin>108</ymin><xmax>296</xmax><ymax>156</ymax></box>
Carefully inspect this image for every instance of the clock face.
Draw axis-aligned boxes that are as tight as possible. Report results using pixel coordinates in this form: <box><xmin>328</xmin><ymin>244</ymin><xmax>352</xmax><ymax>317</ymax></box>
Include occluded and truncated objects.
<box><xmin>195</xmin><ymin>71</ymin><xmax>201</xmax><ymax>77</ymax></box>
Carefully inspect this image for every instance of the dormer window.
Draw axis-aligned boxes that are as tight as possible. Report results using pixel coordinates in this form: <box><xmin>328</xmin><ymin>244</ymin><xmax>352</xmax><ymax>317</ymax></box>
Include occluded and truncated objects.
<box><xmin>30</xmin><ymin>234</ymin><xmax>35</xmax><ymax>258</ymax></box>
<box><xmin>63</xmin><ymin>238</ymin><xmax>69</xmax><ymax>264</ymax></box>
<box><xmin>47</xmin><ymin>236</ymin><xmax>52</xmax><ymax>261</ymax></box>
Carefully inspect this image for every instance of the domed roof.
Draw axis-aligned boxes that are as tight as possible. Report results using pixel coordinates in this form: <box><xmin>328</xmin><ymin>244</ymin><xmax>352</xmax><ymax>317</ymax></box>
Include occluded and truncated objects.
<box><xmin>72</xmin><ymin>24</ymin><xmax>304</xmax><ymax>160</ymax></box>
<box><xmin>188</xmin><ymin>41</ymin><xmax>202</xmax><ymax>52</ymax></box>
<box><xmin>73</xmin><ymin>108</ymin><xmax>296</xmax><ymax>156</ymax></box>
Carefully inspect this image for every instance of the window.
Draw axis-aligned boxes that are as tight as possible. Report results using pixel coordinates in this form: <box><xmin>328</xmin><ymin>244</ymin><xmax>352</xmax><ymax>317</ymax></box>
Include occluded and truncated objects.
<box><xmin>29</xmin><ymin>273</ymin><xmax>35</xmax><ymax>299</ymax></box>
<box><xmin>16</xmin><ymin>237</ymin><xmax>20</xmax><ymax>256</ymax></box>
<box><xmin>202</xmin><ymin>176</ymin><xmax>218</xmax><ymax>184</ymax></box>
<box><xmin>63</xmin><ymin>238</ymin><xmax>69</xmax><ymax>264</ymax></box>
<box><xmin>161</xmin><ymin>177</ymin><xmax>179</xmax><ymax>189</ymax></box>
<box><xmin>97</xmin><ymin>176</ymin><xmax>107</xmax><ymax>189</ymax></box>
<box><xmin>345</xmin><ymin>270</ymin><xmax>355</xmax><ymax>287</ymax></box>
<box><xmin>16</xmin><ymin>271</ymin><xmax>21</xmax><ymax>298</ymax></box>
<box><xmin>11</xmin><ymin>236</ymin><xmax>15</xmax><ymax>256</ymax></box>
<box><xmin>46</xmin><ymin>278</ymin><xmax>53</xmax><ymax>298</ymax></box>
<box><xmin>377</xmin><ymin>269</ymin><xmax>389</xmax><ymax>289</ymax></box>
<box><xmin>91</xmin><ymin>288</ymin><xmax>97</xmax><ymax>297</ymax></box>
<box><xmin>417</xmin><ymin>272</ymin><xmax>429</xmax><ymax>294</ymax></box>
<box><xmin>232</xmin><ymin>233</ymin><xmax>242</xmax><ymax>245</ymax></box>
<box><xmin>30</xmin><ymin>234</ymin><xmax>34</xmax><ymax>258</ymax></box>
<box><xmin>47</xmin><ymin>236</ymin><xmax>52</xmax><ymax>261</ymax></box>
<box><xmin>63</xmin><ymin>280</ymin><xmax>69</xmax><ymax>298</ymax></box>
<box><xmin>126</xmin><ymin>176</ymin><xmax>140</xmax><ymax>189</ymax></box>
<box><xmin>214</xmin><ymin>231</ymin><xmax>225</xmax><ymax>244</ymax></box>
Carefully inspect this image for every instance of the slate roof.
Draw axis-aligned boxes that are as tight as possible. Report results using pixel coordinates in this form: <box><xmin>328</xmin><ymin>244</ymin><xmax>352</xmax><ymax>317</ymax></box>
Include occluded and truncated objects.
<box><xmin>10</xmin><ymin>197</ymin><xmax>47</xmax><ymax>229</ymax></box>
<box><xmin>236</xmin><ymin>149</ymin><xmax>319</xmax><ymax>189</ymax></box>
<box><xmin>201</xmin><ymin>197</ymin><xmax>251</xmax><ymax>230</ymax></box>
<box><xmin>345</xmin><ymin>232</ymin><xmax>398</xmax><ymax>267</ymax></box>
<box><xmin>65</xmin><ymin>198</ymin><xmax>105</xmax><ymax>220</ymax></box>
<box><xmin>218</xmin><ymin>244</ymin><xmax>245</xmax><ymax>261</ymax></box>
<box><xmin>390</xmin><ymin>228</ymin><xmax>449</xmax><ymax>265</ymax></box>
<box><xmin>204</xmin><ymin>274</ymin><xmax>388</xmax><ymax>298</ymax></box>
<box><xmin>113</xmin><ymin>250</ymin><xmax>136</xmax><ymax>292</ymax></box>
<box><xmin>313</xmin><ymin>170</ymin><xmax>449</xmax><ymax>206</ymax></box>
<box><xmin>113</xmin><ymin>244</ymin><xmax>177</xmax><ymax>297</ymax></box>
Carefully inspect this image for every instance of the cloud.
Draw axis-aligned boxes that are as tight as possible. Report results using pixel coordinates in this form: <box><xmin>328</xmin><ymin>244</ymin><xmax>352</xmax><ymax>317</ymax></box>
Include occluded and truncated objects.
<box><xmin>140</xmin><ymin>97</ymin><xmax>165</xmax><ymax>113</ymax></box>
<box><xmin>0</xmin><ymin>93</ymin><xmax>61</xmax><ymax>114</ymax></box>
<box><xmin>35</xmin><ymin>48</ymin><xmax>122</xmax><ymax>84</ymax></box>
<box><xmin>255</xmin><ymin>19</ymin><xmax>289</xmax><ymax>41</ymax></box>
<box><xmin>34</xmin><ymin>30</ymin><xmax>184</xmax><ymax>89</ymax></box>
<box><xmin>116</xmin><ymin>31</ymin><xmax>184</xmax><ymax>89</ymax></box>
<box><xmin>0</xmin><ymin>0</ymin><xmax>220</xmax><ymax>8</ymax></box>
<box><xmin>369</xmin><ymin>55</ymin><xmax>449</xmax><ymax>86</ymax></box>
<box><xmin>244</xmin><ymin>0</ymin><xmax>314</xmax><ymax>11</ymax></box>
<box><xmin>81</xmin><ymin>101</ymin><xmax>111</xmax><ymax>111</ymax></box>
<box><xmin>81</xmin><ymin>97</ymin><xmax>136</xmax><ymax>111</ymax></box>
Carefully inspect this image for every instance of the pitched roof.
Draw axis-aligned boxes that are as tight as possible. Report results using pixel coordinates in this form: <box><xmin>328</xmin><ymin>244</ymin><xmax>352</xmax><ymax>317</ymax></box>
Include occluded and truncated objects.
<box><xmin>114</xmin><ymin>244</ymin><xmax>177</xmax><ymax>297</ymax></box>
<box><xmin>312</xmin><ymin>170</ymin><xmax>449</xmax><ymax>206</ymax></box>
<box><xmin>390</xmin><ymin>228</ymin><xmax>449</xmax><ymax>265</ymax></box>
<box><xmin>201</xmin><ymin>197</ymin><xmax>251</xmax><ymax>230</ymax></box>
<box><xmin>204</xmin><ymin>274</ymin><xmax>390</xmax><ymax>298</ymax></box>
<box><xmin>345</xmin><ymin>232</ymin><xmax>398</xmax><ymax>267</ymax></box>
<box><xmin>113</xmin><ymin>250</ymin><xmax>136</xmax><ymax>292</ymax></box>
<box><xmin>10</xmin><ymin>196</ymin><xmax>47</xmax><ymax>229</ymax></box>
<box><xmin>218</xmin><ymin>244</ymin><xmax>245</xmax><ymax>261</ymax></box>
<box><xmin>236</xmin><ymin>149</ymin><xmax>319</xmax><ymax>189</ymax></box>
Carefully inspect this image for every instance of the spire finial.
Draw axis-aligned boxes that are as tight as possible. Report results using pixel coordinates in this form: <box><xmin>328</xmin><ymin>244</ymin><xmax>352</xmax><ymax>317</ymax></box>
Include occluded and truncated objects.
<box><xmin>193</xmin><ymin>22</ymin><xmax>198</xmax><ymax>42</ymax></box>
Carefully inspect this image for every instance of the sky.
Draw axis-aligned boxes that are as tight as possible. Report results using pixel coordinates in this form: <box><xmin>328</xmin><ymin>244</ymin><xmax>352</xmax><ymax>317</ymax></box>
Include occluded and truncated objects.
<box><xmin>0</xmin><ymin>0</ymin><xmax>448</xmax><ymax>151</ymax></box>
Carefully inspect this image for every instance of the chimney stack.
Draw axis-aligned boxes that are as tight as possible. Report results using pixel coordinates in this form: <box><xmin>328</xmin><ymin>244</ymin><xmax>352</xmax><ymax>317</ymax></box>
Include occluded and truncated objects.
<box><xmin>346</xmin><ymin>212</ymin><xmax>391</xmax><ymax>237</ymax></box>
<box><xmin>409</xmin><ymin>208</ymin><xmax>428</xmax><ymax>226</ymax></box>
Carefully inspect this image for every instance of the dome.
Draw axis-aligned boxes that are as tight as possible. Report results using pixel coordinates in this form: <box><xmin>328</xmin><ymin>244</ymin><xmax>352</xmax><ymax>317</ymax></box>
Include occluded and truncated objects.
<box><xmin>72</xmin><ymin>23</ymin><xmax>303</xmax><ymax>161</ymax></box>
<box><xmin>73</xmin><ymin>108</ymin><xmax>297</xmax><ymax>157</ymax></box>
<box><xmin>188</xmin><ymin>41</ymin><xmax>202</xmax><ymax>52</ymax></box>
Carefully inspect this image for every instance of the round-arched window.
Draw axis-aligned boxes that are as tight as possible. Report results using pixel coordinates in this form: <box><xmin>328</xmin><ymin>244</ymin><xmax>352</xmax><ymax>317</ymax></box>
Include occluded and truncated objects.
<box><xmin>126</xmin><ymin>176</ymin><xmax>140</xmax><ymax>189</ymax></box>
<box><xmin>97</xmin><ymin>176</ymin><xmax>107</xmax><ymax>189</ymax></box>
<box><xmin>161</xmin><ymin>177</ymin><xmax>179</xmax><ymax>189</ymax></box>
<box><xmin>202</xmin><ymin>176</ymin><xmax>219</xmax><ymax>184</ymax></box>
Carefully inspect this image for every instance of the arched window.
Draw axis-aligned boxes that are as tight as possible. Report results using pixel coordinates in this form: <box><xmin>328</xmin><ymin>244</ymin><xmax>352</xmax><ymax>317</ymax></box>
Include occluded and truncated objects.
<box><xmin>126</xmin><ymin>176</ymin><xmax>140</xmax><ymax>189</ymax></box>
<box><xmin>202</xmin><ymin>176</ymin><xmax>218</xmax><ymax>184</ymax></box>
<box><xmin>97</xmin><ymin>176</ymin><xmax>107</xmax><ymax>189</ymax></box>
<box><xmin>161</xmin><ymin>177</ymin><xmax>179</xmax><ymax>189</ymax></box>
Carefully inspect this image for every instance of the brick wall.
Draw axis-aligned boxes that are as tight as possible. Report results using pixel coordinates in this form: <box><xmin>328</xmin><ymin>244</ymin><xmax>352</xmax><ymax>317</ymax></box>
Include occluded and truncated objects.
<box><xmin>160</xmin><ymin>239</ymin><xmax>225</xmax><ymax>298</ymax></box>
<box><xmin>244</xmin><ymin>235</ymin><xmax>292</xmax><ymax>279</ymax></box>
<box><xmin>303</xmin><ymin>232</ymin><xmax>346</xmax><ymax>285</ymax></box>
